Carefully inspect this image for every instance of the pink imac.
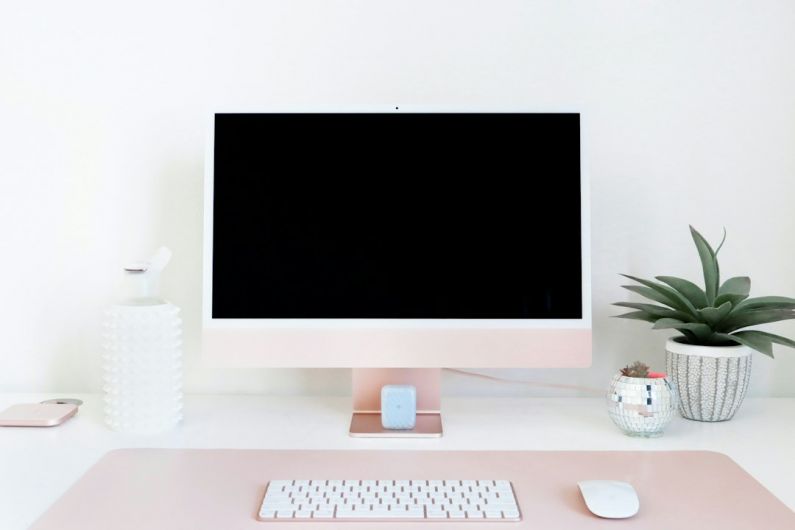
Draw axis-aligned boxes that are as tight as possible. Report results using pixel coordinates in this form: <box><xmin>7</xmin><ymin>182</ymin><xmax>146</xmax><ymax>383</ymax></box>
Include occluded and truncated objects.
<box><xmin>202</xmin><ymin>109</ymin><xmax>591</xmax><ymax>437</ymax></box>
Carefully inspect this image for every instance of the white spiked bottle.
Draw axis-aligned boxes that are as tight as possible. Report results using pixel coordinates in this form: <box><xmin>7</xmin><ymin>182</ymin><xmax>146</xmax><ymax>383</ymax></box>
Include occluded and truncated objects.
<box><xmin>102</xmin><ymin>247</ymin><xmax>183</xmax><ymax>433</ymax></box>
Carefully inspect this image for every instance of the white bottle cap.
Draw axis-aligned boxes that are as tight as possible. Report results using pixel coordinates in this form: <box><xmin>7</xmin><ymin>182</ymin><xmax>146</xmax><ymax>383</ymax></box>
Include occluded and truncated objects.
<box><xmin>122</xmin><ymin>247</ymin><xmax>172</xmax><ymax>305</ymax></box>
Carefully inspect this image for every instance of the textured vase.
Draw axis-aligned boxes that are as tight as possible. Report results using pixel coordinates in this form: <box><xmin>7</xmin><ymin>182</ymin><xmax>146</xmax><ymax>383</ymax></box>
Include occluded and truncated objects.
<box><xmin>102</xmin><ymin>303</ymin><xmax>183</xmax><ymax>433</ymax></box>
<box><xmin>606</xmin><ymin>374</ymin><xmax>677</xmax><ymax>437</ymax></box>
<box><xmin>666</xmin><ymin>338</ymin><xmax>752</xmax><ymax>422</ymax></box>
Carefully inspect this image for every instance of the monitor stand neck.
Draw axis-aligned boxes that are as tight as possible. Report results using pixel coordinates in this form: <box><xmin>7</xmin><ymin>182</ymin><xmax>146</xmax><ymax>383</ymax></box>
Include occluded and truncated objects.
<box><xmin>349</xmin><ymin>368</ymin><xmax>443</xmax><ymax>438</ymax></box>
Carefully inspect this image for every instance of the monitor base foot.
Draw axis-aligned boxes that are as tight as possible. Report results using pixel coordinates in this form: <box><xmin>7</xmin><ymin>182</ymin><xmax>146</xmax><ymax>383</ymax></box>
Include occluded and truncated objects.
<box><xmin>349</xmin><ymin>412</ymin><xmax>443</xmax><ymax>438</ymax></box>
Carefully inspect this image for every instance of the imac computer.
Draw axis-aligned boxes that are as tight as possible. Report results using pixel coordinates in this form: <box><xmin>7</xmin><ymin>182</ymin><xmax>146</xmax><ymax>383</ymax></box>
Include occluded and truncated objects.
<box><xmin>203</xmin><ymin>110</ymin><xmax>591</xmax><ymax>437</ymax></box>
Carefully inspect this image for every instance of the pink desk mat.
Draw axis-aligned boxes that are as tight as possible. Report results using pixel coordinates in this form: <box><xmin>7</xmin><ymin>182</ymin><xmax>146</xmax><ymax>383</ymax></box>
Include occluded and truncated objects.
<box><xmin>31</xmin><ymin>449</ymin><xmax>795</xmax><ymax>530</ymax></box>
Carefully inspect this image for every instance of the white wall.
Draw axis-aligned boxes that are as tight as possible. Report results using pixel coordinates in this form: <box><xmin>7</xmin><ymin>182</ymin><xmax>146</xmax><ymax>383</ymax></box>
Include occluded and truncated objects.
<box><xmin>1</xmin><ymin>1</ymin><xmax>794</xmax><ymax>397</ymax></box>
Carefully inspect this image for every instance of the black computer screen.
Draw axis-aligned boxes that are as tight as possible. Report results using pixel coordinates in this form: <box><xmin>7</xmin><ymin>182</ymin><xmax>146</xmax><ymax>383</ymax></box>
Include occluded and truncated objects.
<box><xmin>212</xmin><ymin>113</ymin><xmax>582</xmax><ymax>319</ymax></box>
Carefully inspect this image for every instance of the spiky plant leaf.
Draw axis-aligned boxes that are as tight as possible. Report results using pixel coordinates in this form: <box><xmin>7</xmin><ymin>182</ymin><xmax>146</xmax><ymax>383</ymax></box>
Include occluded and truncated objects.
<box><xmin>656</xmin><ymin>276</ymin><xmax>708</xmax><ymax>309</ymax></box>
<box><xmin>737</xmin><ymin>330</ymin><xmax>795</xmax><ymax>348</ymax></box>
<box><xmin>621</xmin><ymin>285</ymin><xmax>680</xmax><ymax>311</ymax></box>
<box><xmin>679</xmin><ymin>330</ymin><xmax>699</xmax><ymax>343</ymax></box>
<box><xmin>718</xmin><ymin>309</ymin><xmax>795</xmax><ymax>333</ymax></box>
<box><xmin>690</xmin><ymin>226</ymin><xmax>720</xmax><ymax>304</ymax></box>
<box><xmin>714</xmin><ymin>292</ymin><xmax>749</xmax><ymax>307</ymax></box>
<box><xmin>652</xmin><ymin>318</ymin><xmax>711</xmax><ymax>332</ymax></box>
<box><xmin>696</xmin><ymin>301</ymin><xmax>733</xmax><ymax>328</ymax></box>
<box><xmin>733</xmin><ymin>296</ymin><xmax>795</xmax><ymax>312</ymax></box>
<box><xmin>614</xmin><ymin>311</ymin><xmax>658</xmax><ymax>323</ymax></box>
<box><xmin>719</xmin><ymin>276</ymin><xmax>751</xmax><ymax>297</ymax></box>
<box><xmin>613</xmin><ymin>302</ymin><xmax>690</xmax><ymax>321</ymax></box>
<box><xmin>714</xmin><ymin>227</ymin><xmax>727</xmax><ymax>254</ymax></box>
<box><xmin>652</xmin><ymin>318</ymin><xmax>714</xmax><ymax>342</ymax></box>
<box><xmin>621</xmin><ymin>274</ymin><xmax>697</xmax><ymax>316</ymax></box>
<box><xmin>723</xmin><ymin>329</ymin><xmax>795</xmax><ymax>357</ymax></box>
<box><xmin>715</xmin><ymin>331</ymin><xmax>774</xmax><ymax>358</ymax></box>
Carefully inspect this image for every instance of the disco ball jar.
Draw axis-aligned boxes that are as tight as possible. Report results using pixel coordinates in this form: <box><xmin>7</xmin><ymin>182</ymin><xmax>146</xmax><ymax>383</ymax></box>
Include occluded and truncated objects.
<box><xmin>607</xmin><ymin>374</ymin><xmax>677</xmax><ymax>438</ymax></box>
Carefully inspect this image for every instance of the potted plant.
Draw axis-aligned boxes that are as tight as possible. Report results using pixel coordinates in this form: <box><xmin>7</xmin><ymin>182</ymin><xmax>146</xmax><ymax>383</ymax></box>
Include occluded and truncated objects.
<box><xmin>607</xmin><ymin>361</ymin><xmax>677</xmax><ymax>437</ymax></box>
<box><xmin>614</xmin><ymin>226</ymin><xmax>795</xmax><ymax>421</ymax></box>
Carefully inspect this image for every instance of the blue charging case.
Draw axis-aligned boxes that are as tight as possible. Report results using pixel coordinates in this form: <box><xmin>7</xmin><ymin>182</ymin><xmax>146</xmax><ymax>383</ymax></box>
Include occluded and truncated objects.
<box><xmin>380</xmin><ymin>385</ymin><xmax>417</xmax><ymax>430</ymax></box>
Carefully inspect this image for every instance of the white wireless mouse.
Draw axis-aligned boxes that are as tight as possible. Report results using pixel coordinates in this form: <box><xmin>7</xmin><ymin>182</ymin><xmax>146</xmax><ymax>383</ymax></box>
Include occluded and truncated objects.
<box><xmin>577</xmin><ymin>480</ymin><xmax>640</xmax><ymax>519</ymax></box>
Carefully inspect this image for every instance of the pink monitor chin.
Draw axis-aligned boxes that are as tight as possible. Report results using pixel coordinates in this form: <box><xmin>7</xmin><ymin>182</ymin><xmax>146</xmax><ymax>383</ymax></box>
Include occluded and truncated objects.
<box><xmin>202</xmin><ymin>327</ymin><xmax>592</xmax><ymax>368</ymax></box>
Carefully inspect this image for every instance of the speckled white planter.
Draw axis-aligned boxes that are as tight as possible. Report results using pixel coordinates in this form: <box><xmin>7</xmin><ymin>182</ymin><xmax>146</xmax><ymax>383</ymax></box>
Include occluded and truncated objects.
<box><xmin>665</xmin><ymin>339</ymin><xmax>752</xmax><ymax>422</ymax></box>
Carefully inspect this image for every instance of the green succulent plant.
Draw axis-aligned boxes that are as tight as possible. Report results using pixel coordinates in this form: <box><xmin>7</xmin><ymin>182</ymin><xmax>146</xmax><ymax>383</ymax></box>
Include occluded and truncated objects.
<box><xmin>614</xmin><ymin>226</ymin><xmax>795</xmax><ymax>358</ymax></box>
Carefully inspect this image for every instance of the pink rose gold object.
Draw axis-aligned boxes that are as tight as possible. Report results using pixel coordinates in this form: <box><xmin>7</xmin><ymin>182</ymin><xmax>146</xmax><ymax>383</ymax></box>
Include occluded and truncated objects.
<box><xmin>0</xmin><ymin>403</ymin><xmax>78</xmax><ymax>427</ymax></box>
<box><xmin>203</xmin><ymin>328</ymin><xmax>592</xmax><ymax>369</ymax></box>
<box><xmin>30</xmin><ymin>449</ymin><xmax>795</xmax><ymax>530</ymax></box>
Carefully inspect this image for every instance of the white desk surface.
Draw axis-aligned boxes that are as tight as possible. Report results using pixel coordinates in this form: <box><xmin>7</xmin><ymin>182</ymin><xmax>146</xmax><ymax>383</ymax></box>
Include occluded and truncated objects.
<box><xmin>1</xmin><ymin>394</ymin><xmax>793</xmax><ymax>530</ymax></box>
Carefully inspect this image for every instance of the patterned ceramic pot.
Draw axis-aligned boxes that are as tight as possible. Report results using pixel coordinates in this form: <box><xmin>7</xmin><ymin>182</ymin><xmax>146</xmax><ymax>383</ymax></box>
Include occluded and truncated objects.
<box><xmin>607</xmin><ymin>374</ymin><xmax>677</xmax><ymax>437</ymax></box>
<box><xmin>666</xmin><ymin>338</ymin><xmax>752</xmax><ymax>422</ymax></box>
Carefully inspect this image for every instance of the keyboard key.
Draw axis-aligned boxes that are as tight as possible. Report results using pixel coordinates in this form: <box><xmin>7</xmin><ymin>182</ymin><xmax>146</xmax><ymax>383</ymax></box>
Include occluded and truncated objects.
<box><xmin>266</xmin><ymin>503</ymin><xmax>294</xmax><ymax>511</ymax></box>
<box><xmin>388</xmin><ymin>507</ymin><xmax>424</xmax><ymax>518</ymax></box>
<box><xmin>337</xmin><ymin>508</ymin><xmax>374</xmax><ymax>519</ymax></box>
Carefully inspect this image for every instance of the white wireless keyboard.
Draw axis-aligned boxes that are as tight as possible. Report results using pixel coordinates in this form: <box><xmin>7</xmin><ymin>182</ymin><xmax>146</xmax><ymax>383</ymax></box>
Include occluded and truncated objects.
<box><xmin>258</xmin><ymin>479</ymin><xmax>521</xmax><ymax>522</ymax></box>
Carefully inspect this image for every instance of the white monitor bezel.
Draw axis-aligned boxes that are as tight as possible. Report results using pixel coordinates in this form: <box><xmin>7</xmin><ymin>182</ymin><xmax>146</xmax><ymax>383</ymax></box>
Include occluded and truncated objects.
<box><xmin>202</xmin><ymin>107</ymin><xmax>591</xmax><ymax>332</ymax></box>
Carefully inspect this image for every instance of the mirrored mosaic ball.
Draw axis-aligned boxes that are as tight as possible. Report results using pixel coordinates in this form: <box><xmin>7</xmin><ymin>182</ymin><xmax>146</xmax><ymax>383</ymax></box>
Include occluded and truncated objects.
<box><xmin>607</xmin><ymin>374</ymin><xmax>678</xmax><ymax>438</ymax></box>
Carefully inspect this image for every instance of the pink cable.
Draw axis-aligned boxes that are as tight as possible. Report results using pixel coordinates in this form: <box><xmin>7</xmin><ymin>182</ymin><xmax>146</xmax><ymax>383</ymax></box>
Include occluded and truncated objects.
<box><xmin>444</xmin><ymin>368</ymin><xmax>605</xmax><ymax>395</ymax></box>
